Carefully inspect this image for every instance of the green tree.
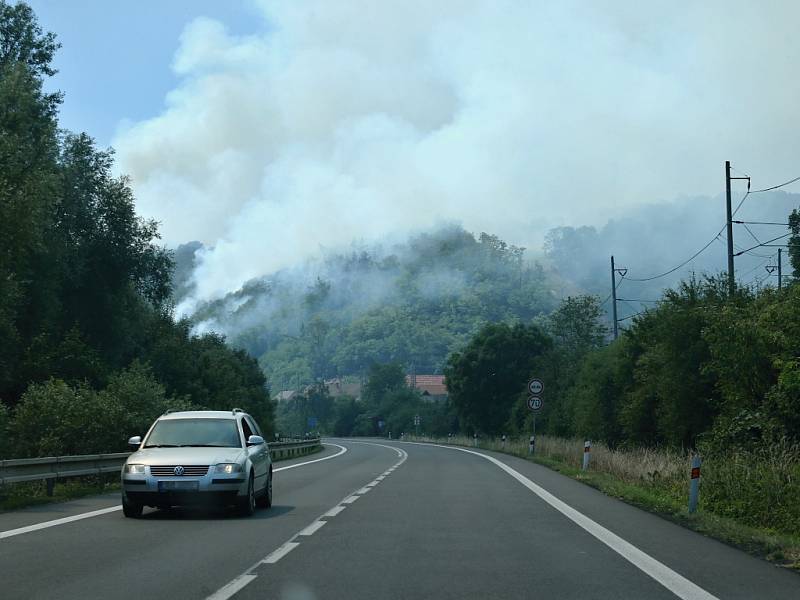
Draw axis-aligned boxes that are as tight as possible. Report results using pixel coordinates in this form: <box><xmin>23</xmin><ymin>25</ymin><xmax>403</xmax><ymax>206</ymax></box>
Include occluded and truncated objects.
<box><xmin>445</xmin><ymin>323</ymin><xmax>551</xmax><ymax>435</ymax></box>
<box><xmin>789</xmin><ymin>208</ymin><xmax>800</xmax><ymax>280</ymax></box>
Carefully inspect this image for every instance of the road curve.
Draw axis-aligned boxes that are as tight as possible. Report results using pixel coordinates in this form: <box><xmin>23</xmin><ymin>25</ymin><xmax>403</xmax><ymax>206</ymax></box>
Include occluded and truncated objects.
<box><xmin>1</xmin><ymin>440</ymin><xmax>798</xmax><ymax>599</ymax></box>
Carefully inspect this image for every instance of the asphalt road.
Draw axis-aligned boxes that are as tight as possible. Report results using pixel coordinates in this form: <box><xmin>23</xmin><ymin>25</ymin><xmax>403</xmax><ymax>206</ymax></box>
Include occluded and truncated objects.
<box><xmin>1</xmin><ymin>440</ymin><xmax>798</xmax><ymax>599</ymax></box>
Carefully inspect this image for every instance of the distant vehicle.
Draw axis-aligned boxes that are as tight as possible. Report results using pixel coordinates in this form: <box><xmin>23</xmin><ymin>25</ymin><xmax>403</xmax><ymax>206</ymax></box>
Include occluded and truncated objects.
<box><xmin>121</xmin><ymin>409</ymin><xmax>272</xmax><ymax>518</ymax></box>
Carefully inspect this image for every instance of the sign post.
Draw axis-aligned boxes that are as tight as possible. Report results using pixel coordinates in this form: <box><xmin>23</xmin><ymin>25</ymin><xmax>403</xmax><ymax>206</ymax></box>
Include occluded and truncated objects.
<box><xmin>582</xmin><ymin>440</ymin><xmax>591</xmax><ymax>471</ymax></box>
<box><xmin>526</xmin><ymin>378</ymin><xmax>544</xmax><ymax>457</ymax></box>
<box><xmin>688</xmin><ymin>454</ymin><xmax>701</xmax><ymax>513</ymax></box>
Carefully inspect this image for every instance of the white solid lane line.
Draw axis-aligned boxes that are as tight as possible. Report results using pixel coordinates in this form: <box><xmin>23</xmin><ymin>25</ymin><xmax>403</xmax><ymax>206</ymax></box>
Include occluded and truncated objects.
<box><xmin>298</xmin><ymin>520</ymin><xmax>326</xmax><ymax>536</ymax></box>
<box><xmin>414</xmin><ymin>442</ymin><xmax>718</xmax><ymax>600</ymax></box>
<box><xmin>274</xmin><ymin>442</ymin><xmax>348</xmax><ymax>471</ymax></box>
<box><xmin>0</xmin><ymin>506</ymin><xmax>121</xmax><ymax>540</ymax></box>
<box><xmin>205</xmin><ymin>442</ymin><xmax>409</xmax><ymax>600</ymax></box>
<box><xmin>0</xmin><ymin>443</ymin><xmax>348</xmax><ymax>541</ymax></box>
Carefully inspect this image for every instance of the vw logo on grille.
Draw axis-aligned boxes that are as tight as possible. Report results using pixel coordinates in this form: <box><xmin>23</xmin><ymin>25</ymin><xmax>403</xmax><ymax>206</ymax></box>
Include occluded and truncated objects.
<box><xmin>174</xmin><ymin>466</ymin><xmax>185</xmax><ymax>476</ymax></box>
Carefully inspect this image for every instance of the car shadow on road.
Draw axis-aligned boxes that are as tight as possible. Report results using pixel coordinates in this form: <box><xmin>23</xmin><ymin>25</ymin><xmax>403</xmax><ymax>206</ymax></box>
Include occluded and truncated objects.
<box><xmin>140</xmin><ymin>504</ymin><xmax>295</xmax><ymax>521</ymax></box>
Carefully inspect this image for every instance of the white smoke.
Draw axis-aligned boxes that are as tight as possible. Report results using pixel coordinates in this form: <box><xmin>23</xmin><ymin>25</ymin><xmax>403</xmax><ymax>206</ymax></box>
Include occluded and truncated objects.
<box><xmin>112</xmin><ymin>0</ymin><xmax>800</xmax><ymax>313</ymax></box>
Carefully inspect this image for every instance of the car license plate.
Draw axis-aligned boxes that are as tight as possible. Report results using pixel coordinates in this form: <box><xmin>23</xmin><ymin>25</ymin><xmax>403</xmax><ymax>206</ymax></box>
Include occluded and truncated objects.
<box><xmin>158</xmin><ymin>480</ymin><xmax>199</xmax><ymax>492</ymax></box>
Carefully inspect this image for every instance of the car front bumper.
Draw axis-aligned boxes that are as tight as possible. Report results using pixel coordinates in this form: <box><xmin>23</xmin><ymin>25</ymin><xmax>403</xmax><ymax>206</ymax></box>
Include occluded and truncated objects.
<box><xmin>121</xmin><ymin>469</ymin><xmax>248</xmax><ymax>507</ymax></box>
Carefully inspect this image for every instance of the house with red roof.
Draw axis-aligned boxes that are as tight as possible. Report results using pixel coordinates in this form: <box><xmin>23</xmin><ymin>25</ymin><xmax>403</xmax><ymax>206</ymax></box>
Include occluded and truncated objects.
<box><xmin>405</xmin><ymin>374</ymin><xmax>448</xmax><ymax>401</ymax></box>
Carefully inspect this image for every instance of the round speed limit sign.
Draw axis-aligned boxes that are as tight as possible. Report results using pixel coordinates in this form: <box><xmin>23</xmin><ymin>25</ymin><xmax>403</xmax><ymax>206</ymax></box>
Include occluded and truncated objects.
<box><xmin>527</xmin><ymin>396</ymin><xmax>543</xmax><ymax>411</ymax></box>
<box><xmin>528</xmin><ymin>378</ymin><xmax>544</xmax><ymax>395</ymax></box>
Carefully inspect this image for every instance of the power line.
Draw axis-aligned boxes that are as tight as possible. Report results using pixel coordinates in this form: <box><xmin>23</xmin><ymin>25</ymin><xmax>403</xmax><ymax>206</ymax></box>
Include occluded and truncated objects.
<box><xmin>725</xmin><ymin>235</ymin><xmax>772</xmax><ymax>258</ymax></box>
<box><xmin>741</xmin><ymin>223</ymin><xmax>763</xmax><ymax>246</ymax></box>
<box><xmin>623</xmin><ymin>225</ymin><xmax>725</xmax><ymax>282</ymax></box>
<box><xmin>617</xmin><ymin>311</ymin><xmax>644</xmax><ymax>322</ymax></box>
<box><xmin>738</xmin><ymin>252</ymin><xmax>776</xmax><ymax>279</ymax></box>
<box><xmin>617</xmin><ymin>298</ymin><xmax>661</xmax><ymax>303</ymax></box>
<box><xmin>733</xmin><ymin>220</ymin><xmax>789</xmax><ymax>226</ymax></box>
<box><xmin>733</xmin><ymin>232</ymin><xmax>792</xmax><ymax>257</ymax></box>
<box><xmin>731</xmin><ymin>190</ymin><xmax>750</xmax><ymax>218</ymax></box>
<box><xmin>751</xmin><ymin>175</ymin><xmax>800</xmax><ymax>193</ymax></box>
<box><xmin>600</xmin><ymin>274</ymin><xmax>625</xmax><ymax>305</ymax></box>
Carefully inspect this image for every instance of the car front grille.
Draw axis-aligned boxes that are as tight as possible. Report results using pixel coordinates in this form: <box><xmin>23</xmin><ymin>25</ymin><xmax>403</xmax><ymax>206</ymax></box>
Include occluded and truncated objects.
<box><xmin>149</xmin><ymin>465</ymin><xmax>209</xmax><ymax>476</ymax></box>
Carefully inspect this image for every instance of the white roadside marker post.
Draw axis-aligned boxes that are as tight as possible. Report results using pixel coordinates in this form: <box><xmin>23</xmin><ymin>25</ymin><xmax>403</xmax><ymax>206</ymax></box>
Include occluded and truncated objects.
<box><xmin>473</xmin><ymin>433</ymin><xmax>478</xmax><ymax>448</ymax></box>
<box><xmin>688</xmin><ymin>454</ymin><xmax>701</xmax><ymax>514</ymax></box>
<box><xmin>502</xmin><ymin>434</ymin><xmax>506</xmax><ymax>450</ymax></box>
<box><xmin>529</xmin><ymin>435</ymin><xmax>535</xmax><ymax>456</ymax></box>
<box><xmin>582</xmin><ymin>440</ymin><xmax>591</xmax><ymax>471</ymax></box>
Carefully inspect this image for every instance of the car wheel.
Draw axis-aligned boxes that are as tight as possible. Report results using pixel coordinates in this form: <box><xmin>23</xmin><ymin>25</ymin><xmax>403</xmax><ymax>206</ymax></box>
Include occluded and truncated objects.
<box><xmin>257</xmin><ymin>470</ymin><xmax>272</xmax><ymax>509</ymax></box>
<box><xmin>122</xmin><ymin>494</ymin><xmax>143</xmax><ymax>518</ymax></box>
<box><xmin>238</xmin><ymin>473</ymin><xmax>256</xmax><ymax>516</ymax></box>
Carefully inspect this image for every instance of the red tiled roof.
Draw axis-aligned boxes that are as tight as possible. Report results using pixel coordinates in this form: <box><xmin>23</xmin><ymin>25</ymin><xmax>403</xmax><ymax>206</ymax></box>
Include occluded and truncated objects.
<box><xmin>405</xmin><ymin>374</ymin><xmax>448</xmax><ymax>396</ymax></box>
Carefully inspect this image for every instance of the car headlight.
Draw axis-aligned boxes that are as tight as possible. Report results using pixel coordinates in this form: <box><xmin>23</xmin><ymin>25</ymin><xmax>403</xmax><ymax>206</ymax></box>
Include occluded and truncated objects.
<box><xmin>125</xmin><ymin>464</ymin><xmax>146</xmax><ymax>474</ymax></box>
<box><xmin>215</xmin><ymin>463</ymin><xmax>243</xmax><ymax>474</ymax></box>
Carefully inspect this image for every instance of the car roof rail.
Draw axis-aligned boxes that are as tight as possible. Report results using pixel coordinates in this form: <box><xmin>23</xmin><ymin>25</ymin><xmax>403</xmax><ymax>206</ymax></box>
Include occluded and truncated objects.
<box><xmin>163</xmin><ymin>409</ymin><xmax>177</xmax><ymax>415</ymax></box>
<box><xmin>232</xmin><ymin>407</ymin><xmax>244</xmax><ymax>414</ymax></box>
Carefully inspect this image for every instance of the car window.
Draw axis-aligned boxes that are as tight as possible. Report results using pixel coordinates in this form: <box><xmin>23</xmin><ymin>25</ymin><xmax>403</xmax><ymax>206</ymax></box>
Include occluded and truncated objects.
<box><xmin>246</xmin><ymin>416</ymin><xmax>262</xmax><ymax>437</ymax></box>
<box><xmin>144</xmin><ymin>419</ymin><xmax>241</xmax><ymax>448</ymax></box>
<box><xmin>241</xmin><ymin>417</ymin><xmax>254</xmax><ymax>441</ymax></box>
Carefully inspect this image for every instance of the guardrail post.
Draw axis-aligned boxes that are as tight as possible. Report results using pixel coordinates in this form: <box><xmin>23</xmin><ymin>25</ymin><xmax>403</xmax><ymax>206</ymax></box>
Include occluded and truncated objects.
<box><xmin>46</xmin><ymin>477</ymin><xmax>55</xmax><ymax>496</ymax></box>
<box><xmin>582</xmin><ymin>440</ymin><xmax>591</xmax><ymax>471</ymax></box>
<box><xmin>688</xmin><ymin>454</ymin><xmax>701</xmax><ymax>513</ymax></box>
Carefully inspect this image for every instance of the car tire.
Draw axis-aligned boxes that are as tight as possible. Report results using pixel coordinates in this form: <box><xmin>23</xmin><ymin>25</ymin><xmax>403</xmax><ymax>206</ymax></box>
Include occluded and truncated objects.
<box><xmin>238</xmin><ymin>473</ymin><xmax>256</xmax><ymax>516</ymax></box>
<box><xmin>257</xmin><ymin>470</ymin><xmax>272</xmax><ymax>509</ymax></box>
<box><xmin>122</xmin><ymin>495</ymin><xmax>143</xmax><ymax>518</ymax></box>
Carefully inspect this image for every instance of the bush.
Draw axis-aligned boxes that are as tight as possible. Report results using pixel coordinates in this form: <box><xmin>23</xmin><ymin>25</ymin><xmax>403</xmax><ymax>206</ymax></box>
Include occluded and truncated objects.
<box><xmin>9</xmin><ymin>363</ymin><xmax>191</xmax><ymax>457</ymax></box>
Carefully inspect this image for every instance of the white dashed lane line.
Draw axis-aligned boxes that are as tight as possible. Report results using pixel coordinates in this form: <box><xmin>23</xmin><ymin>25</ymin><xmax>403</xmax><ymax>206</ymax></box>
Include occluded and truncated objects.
<box><xmin>263</xmin><ymin>542</ymin><xmax>300</xmax><ymax>564</ymax></box>
<box><xmin>298</xmin><ymin>521</ymin><xmax>326</xmax><ymax>536</ymax></box>
<box><xmin>323</xmin><ymin>505</ymin><xmax>346</xmax><ymax>518</ymax></box>
<box><xmin>204</xmin><ymin>442</ymin><xmax>408</xmax><ymax>600</ymax></box>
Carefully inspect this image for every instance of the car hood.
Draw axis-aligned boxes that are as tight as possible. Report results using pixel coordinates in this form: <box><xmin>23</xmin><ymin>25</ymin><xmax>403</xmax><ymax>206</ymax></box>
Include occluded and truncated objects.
<box><xmin>128</xmin><ymin>447</ymin><xmax>245</xmax><ymax>466</ymax></box>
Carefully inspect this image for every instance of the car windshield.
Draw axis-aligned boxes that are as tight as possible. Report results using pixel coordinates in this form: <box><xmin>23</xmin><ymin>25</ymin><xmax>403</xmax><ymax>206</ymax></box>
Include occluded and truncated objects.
<box><xmin>144</xmin><ymin>419</ymin><xmax>241</xmax><ymax>448</ymax></box>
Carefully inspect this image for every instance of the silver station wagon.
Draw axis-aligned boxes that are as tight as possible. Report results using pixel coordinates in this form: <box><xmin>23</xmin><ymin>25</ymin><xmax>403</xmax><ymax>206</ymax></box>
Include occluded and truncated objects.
<box><xmin>121</xmin><ymin>409</ymin><xmax>272</xmax><ymax>517</ymax></box>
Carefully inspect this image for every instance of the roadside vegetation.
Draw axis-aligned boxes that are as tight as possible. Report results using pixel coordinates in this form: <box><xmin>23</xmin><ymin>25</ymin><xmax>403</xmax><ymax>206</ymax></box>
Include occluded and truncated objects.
<box><xmin>0</xmin><ymin>3</ymin><xmax>274</xmax><ymax>461</ymax></box>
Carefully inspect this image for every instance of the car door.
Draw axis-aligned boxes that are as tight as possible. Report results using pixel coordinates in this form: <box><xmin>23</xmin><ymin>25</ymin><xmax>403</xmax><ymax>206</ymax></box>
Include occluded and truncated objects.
<box><xmin>243</xmin><ymin>416</ymin><xmax>268</xmax><ymax>488</ymax></box>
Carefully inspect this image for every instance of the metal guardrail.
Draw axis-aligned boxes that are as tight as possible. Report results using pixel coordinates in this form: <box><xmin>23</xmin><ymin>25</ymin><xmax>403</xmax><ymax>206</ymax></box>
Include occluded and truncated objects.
<box><xmin>0</xmin><ymin>438</ymin><xmax>322</xmax><ymax>495</ymax></box>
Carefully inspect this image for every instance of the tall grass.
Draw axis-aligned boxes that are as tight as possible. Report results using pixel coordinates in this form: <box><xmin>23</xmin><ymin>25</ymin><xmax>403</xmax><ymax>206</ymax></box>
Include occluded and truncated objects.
<box><xmin>410</xmin><ymin>434</ymin><xmax>800</xmax><ymax>537</ymax></box>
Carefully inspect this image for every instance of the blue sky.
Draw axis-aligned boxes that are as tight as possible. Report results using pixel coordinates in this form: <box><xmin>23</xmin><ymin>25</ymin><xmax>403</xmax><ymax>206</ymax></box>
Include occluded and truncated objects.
<box><xmin>27</xmin><ymin>0</ymin><xmax>261</xmax><ymax>146</ymax></box>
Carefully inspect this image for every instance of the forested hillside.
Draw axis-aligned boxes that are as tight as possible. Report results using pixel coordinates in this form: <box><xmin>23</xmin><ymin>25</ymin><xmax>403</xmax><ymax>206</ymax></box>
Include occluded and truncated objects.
<box><xmin>183</xmin><ymin>227</ymin><xmax>559</xmax><ymax>391</ymax></box>
<box><xmin>0</xmin><ymin>3</ymin><xmax>273</xmax><ymax>458</ymax></box>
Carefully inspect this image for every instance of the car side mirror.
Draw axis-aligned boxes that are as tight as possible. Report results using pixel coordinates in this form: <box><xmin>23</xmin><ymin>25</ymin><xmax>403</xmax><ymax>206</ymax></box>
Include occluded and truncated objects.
<box><xmin>128</xmin><ymin>436</ymin><xmax>142</xmax><ymax>447</ymax></box>
<box><xmin>247</xmin><ymin>435</ymin><xmax>265</xmax><ymax>446</ymax></box>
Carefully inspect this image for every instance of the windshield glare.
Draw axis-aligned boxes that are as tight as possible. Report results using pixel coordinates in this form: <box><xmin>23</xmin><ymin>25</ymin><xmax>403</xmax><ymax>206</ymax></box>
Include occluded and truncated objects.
<box><xmin>144</xmin><ymin>419</ymin><xmax>241</xmax><ymax>448</ymax></box>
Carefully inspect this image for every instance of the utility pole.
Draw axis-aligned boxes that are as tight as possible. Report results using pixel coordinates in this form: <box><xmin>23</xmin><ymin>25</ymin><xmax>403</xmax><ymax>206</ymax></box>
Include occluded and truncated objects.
<box><xmin>725</xmin><ymin>161</ymin><xmax>751</xmax><ymax>297</ymax></box>
<box><xmin>725</xmin><ymin>161</ymin><xmax>735</xmax><ymax>296</ymax></box>
<box><xmin>778</xmin><ymin>248</ymin><xmax>783</xmax><ymax>290</ymax></box>
<box><xmin>611</xmin><ymin>256</ymin><xmax>619</xmax><ymax>339</ymax></box>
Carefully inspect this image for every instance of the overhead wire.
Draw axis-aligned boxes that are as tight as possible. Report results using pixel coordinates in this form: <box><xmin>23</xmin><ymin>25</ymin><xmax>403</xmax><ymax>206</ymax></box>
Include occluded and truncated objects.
<box><xmin>733</xmin><ymin>220</ymin><xmax>789</xmax><ymax>226</ymax></box>
<box><xmin>741</xmin><ymin>223</ymin><xmax>763</xmax><ymax>246</ymax></box>
<box><xmin>751</xmin><ymin>175</ymin><xmax>800</xmax><ymax>193</ymax></box>
<box><xmin>731</xmin><ymin>190</ymin><xmax>750</xmax><ymax>218</ymax></box>
<box><xmin>734</xmin><ymin>232</ymin><xmax>792</xmax><ymax>257</ymax></box>
<box><xmin>737</xmin><ymin>251</ymin><xmax>776</xmax><ymax>279</ymax></box>
<box><xmin>621</xmin><ymin>226</ymin><xmax>724</xmax><ymax>282</ymax></box>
